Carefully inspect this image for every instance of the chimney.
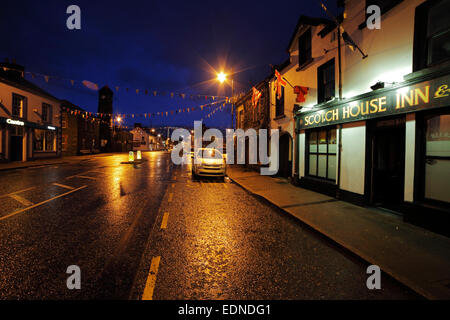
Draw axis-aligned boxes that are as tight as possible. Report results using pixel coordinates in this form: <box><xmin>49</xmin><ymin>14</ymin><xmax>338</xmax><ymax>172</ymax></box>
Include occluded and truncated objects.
<box><xmin>0</xmin><ymin>60</ymin><xmax>25</xmax><ymax>79</ymax></box>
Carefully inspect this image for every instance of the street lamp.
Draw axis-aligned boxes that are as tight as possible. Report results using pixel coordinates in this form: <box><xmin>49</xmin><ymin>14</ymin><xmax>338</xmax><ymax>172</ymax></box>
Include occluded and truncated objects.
<box><xmin>216</xmin><ymin>70</ymin><xmax>234</xmax><ymax>129</ymax></box>
<box><xmin>217</xmin><ymin>72</ymin><xmax>227</xmax><ymax>84</ymax></box>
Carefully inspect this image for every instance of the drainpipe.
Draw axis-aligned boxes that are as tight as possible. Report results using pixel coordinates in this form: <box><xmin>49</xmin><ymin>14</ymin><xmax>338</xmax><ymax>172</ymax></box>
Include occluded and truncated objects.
<box><xmin>292</xmin><ymin>106</ymin><xmax>301</xmax><ymax>185</ymax></box>
<box><xmin>336</xmin><ymin>25</ymin><xmax>343</xmax><ymax>198</ymax></box>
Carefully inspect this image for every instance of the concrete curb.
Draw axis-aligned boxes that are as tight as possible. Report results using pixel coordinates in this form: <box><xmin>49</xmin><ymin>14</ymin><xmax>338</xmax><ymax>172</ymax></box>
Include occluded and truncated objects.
<box><xmin>227</xmin><ymin>174</ymin><xmax>432</xmax><ymax>300</ymax></box>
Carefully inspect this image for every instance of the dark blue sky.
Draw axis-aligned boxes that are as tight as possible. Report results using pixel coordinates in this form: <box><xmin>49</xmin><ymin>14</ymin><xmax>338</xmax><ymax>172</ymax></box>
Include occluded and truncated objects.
<box><xmin>0</xmin><ymin>0</ymin><xmax>337</xmax><ymax>128</ymax></box>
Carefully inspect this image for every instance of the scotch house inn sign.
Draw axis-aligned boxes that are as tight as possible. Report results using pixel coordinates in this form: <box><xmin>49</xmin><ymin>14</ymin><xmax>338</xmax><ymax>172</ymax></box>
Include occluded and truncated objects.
<box><xmin>297</xmin><ymin>74</ymin><xmax>450</xmax><ymax>129</ymax></box>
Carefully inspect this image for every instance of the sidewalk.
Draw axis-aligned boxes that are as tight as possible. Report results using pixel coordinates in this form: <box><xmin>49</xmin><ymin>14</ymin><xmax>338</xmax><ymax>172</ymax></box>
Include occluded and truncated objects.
<box><xmin>227</xmin><ymin>166</ymin><xmax>450</xmax><ymax>300</ymax></box>
<box><xmin>0</xmin><ymin>153</ymin><xmax>118</xmax><ymax>171</ymax></box>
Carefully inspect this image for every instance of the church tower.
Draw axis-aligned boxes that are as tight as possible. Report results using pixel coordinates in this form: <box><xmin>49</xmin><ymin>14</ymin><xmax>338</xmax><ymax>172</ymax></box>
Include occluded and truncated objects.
<box><xmin>98</xmin><ymin>85</ymin><xmax>113</xmax><ymax>152</ymax></box>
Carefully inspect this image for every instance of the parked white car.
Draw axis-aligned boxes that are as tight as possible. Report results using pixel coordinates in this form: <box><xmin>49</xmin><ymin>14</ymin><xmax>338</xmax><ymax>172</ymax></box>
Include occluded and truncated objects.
<box><xmin>192</xmin><ymin>148</ymin><xmax>226</xmax><ymax>179</ymax></box>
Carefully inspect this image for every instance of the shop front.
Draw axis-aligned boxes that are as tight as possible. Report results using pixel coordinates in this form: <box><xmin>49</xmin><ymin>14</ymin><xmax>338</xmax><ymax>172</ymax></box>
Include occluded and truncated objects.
<box><xmin>0</xmin><ymin>116</ymin><xmax>60</xmax><ymax>162</ymax></box>
<box><xmin>295</xmin><ymin>71</ymin><xmax>450</xmax><ymax>235</ymax></box>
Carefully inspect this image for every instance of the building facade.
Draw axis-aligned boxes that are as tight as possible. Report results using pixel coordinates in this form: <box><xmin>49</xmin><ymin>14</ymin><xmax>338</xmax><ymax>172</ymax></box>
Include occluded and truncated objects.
<box><xmin>61</xmin><ymin>100</ymin><xmax>100</xmax><ymax>156</ymax></box>
<box><xmin>0</xmin><ymin>62</ymin><xmax>61</xmax><ymax>162</ymax></box>
<box><xmin>235</xmin><ymin>76</ymin><xmax>271</xmax><ymax>168</ymax></box>
<box><xmin>289</xmin><ymin>0</ymin><xmax>450</xmax><ymax>235</ymax></box>
<box><xmin>130</xmin><ymin>124</ymin><xmax>160</xmax><ymax>151</ymax></box>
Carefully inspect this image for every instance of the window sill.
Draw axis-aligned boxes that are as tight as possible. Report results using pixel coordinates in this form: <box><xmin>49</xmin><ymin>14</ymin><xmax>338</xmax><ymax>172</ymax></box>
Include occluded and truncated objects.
<box><xmin>296</xmin><ymin>58</ymin><xmax>314</xmax><ymax>72</ymax></box>
<box><xmin>303</xmin><ymin>175</ymin><xmax>336</xmax><ymax>185</ymax></box>
<box><xmin>273</xmin><ymin>114</ymin><xmax>286</xmax><ymax>120</ymax></box>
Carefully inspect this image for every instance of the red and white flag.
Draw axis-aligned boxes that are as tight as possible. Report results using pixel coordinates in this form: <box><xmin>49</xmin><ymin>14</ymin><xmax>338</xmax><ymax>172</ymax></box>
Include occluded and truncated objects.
<box><xmin>252</xmin><ymin>86</ymin><xmax>262</xmax><ymax>108</ymax></box>
<box><xmin>274</xmin><ymin>70</ymin><xmax>286</xmax><ymax>99</ymax></box>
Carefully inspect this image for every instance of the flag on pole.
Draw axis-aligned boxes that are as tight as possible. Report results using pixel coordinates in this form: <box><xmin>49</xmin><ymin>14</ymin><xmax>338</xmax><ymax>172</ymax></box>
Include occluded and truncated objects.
<box><xmin>274</xmin><ymin>70</ymin><xmax>286</xmax><ymax>99</ymax></box>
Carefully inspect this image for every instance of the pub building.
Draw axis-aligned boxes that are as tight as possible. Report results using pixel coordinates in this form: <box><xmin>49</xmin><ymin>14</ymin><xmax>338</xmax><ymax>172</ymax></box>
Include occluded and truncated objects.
<box><xmin>0</xmin><ymin>62</ymin><xmax>61</xmax><ymax>162</ymax></box>
<box><xmin>291</xmin><ymin>0</ymin><xmax>450</xmax><ymax>235</ymax></box>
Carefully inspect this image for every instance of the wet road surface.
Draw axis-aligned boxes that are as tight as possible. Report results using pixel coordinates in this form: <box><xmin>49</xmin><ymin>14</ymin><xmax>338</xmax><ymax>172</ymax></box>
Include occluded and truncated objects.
<box><xmin>0</xmin><ymin>152</ymin><xmax>418</xmax><ymax>299</ymax></box>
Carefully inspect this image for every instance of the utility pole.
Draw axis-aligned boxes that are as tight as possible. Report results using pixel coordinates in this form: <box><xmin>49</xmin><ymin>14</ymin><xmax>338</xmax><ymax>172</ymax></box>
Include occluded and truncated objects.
<box><xmin>231</xmin><ymin>68</ymin><xmax>234</xmax><ymax>130</ymax></box>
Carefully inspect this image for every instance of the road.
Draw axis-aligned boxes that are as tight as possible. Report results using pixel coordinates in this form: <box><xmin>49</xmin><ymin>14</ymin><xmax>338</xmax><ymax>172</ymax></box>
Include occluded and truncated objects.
<box><xmin>0</xmin><ymin>151</ymin><xmax>418</xmax><ymax>299</ymax></box>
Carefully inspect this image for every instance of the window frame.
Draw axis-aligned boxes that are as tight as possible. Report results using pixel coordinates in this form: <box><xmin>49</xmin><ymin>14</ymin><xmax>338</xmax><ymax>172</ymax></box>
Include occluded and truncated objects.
<box><xmin>413</xmin><ymin>0</ymin><xmax>450</xmax><ymax>71</ymax></box>
<box><xmin>417</xmin><ymin>109</ymin><xmax>450</xmax><ymax>207</ymax></box>
<box><xmin>275</xmin><ymin>86</ymin><xmax>285</xmax><ymax>118</ymax></box>
<box><xmin>317</xmin><ymin>58</ymin><xmax>335</xmax><ymax>104</ymax></box>
<box><xmin>298</xmin><ymin>28</ymin><xmax>312</xmax><ymax>67</ymax></box>
<box><xmin>42</xmin><ymin>103</ymin><xmax>52</xmax><ymax>123</ymax></box>
<box><xmin>12</xmin><ymin>93</ymin><xmax>27</xmax><ymax>119</ymax></box>
<box><xmin>33</xmin><ymin>129</ymin><xmax>56</xmax><ymax>152</ymax></box>
<box><xmin>306</xmin><ymin>126</ymin><xmax>337</xmax><ymax>182</ymax></box>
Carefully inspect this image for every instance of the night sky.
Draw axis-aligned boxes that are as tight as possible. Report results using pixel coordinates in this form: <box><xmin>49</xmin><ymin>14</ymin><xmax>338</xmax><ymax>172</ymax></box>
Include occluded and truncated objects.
<box><xmin>0</xmin><ymin>0</ymin><xmax>338</xmax><ymax>129</ymax></box>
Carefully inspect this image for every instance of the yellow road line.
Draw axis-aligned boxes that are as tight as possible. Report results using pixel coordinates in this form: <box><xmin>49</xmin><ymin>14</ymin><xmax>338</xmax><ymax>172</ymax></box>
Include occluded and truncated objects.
<box><xmin>0</xmin><ymin>186</ymin><xmax>35</xmax><ymax>198</ymax></box>
<box><xmin>168</xmin><ymin>193</ymin><xmax>173</xmax><ymax>203</ymax></box>
<box><xmin>9</xmin><ymin>194</ymin><xmax>33</xmax><ymax>206</ymax></box>
<box><xmin>160</xmin><ymin>212</ymin><xmax>169</xmax><ymax>229</ymax></box>
<box><xmin>142</xmin><ymin>256</ymin><xmax>161</xmax><ymax>300</ymax></box>
<box><xmin>0</xmin><ymin>185</ymin><xmax>88</xmax><ymax>222</ymax></box>
<box><xmin>53</xmin><ymin>182</ymin><xmax>75</xmax><ymax>190</ymax></box>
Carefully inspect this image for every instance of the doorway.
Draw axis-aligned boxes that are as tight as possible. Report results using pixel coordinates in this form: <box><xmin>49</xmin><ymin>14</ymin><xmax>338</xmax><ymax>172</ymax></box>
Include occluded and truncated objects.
<box><xmin>278</xmin><ymin>133</ymin><xmax>292</xmax><ymax>178</ymax></box>
<box><xmin>10</xmin><ymin>126</ymin><xmax>24</xmax><ymax>161</ymax></box>
<box><xmin>368</xmin><ymin>117</ymin><xmax>405</xmax><ymax>211</ymax></box>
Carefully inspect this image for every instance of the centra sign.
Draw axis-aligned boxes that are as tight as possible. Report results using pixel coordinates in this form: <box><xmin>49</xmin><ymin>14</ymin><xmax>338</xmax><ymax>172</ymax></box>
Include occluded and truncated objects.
<box><xmin>6</xmin><ymin>118</ymin><xmax>25</xmax><ymax>126</ymax></box>
<box><xmin>298</xmin><ymin>74</ymin><xmax>450</xmax><ymax>129</ymax></box>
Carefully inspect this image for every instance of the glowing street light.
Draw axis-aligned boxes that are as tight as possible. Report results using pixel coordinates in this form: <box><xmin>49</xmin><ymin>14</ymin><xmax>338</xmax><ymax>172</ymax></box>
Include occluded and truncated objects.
<box><xmin>116</xmin><ymin>116</ymin><xmax>122</xmax><ymax>123</ymax></box>
<box><xmin>217</xmin><ymin>72</ymin><xmax>227</xmax><ymax>84</ymax></box>
<box><xmin>216</xmin><ymin>69</ymin><xmax>234</xmax><ymax>129</ymax></box>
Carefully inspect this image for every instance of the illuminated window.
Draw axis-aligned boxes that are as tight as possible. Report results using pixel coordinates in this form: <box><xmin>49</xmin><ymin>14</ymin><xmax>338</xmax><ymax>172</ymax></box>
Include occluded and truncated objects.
<box><xmin>34</xmin><ymin>129</ymin><xmax>55</xmax><ymax>152</ymax></box>
<box><xmin>307</xmin><ymin>127</ymin><xmax>337</xmax><ymax>181</ymax></box>
<box><xmin>423</xmin><ymin>113</ymin><xmax>450</xmax><ymax>203</ymax></box>
<box><xmin>12</xmin><ymin>93</ymin><xmax>26</xmax><ymax>118</ymax></box>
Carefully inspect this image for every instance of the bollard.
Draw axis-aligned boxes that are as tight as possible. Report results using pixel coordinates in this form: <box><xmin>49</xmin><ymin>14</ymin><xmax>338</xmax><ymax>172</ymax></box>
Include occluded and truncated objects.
<box><xmin>129</xmin><ymin>151</ymin><xmax>134</xmax><ymax>162</ymax></box>
<box><xmin>137</xmin><ymin>150</ymin><xmax>142</xmax><ymax>160</ymax></box>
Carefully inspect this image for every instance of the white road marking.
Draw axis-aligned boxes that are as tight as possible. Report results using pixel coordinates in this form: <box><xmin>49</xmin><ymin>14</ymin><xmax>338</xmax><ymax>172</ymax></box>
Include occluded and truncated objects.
<box><xmin>9</xmin><ymin>194</ymin><xmax>33</xmax><ymax>206</ymax></box>
<box><xmin>53</xmin><ymin>182</ymin><xmax>75</xmax><ymax>190</ymax></box>
<box><xmin>0</xmin><ymin>186</ymin><xmax>35</xmax><ymax>198</ymax></box>
<box><xmin>0</xmin><ymin>185</ymin><xmax>88</xmax><ymax>221</ymax></box>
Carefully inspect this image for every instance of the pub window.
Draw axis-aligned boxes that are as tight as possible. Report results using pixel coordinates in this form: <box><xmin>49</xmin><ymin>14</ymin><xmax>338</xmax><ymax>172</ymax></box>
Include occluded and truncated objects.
<box><xmin>423</xmin><ymin>113</ymin><xmax>450</xmax><ymax>203</ymax></box>
<box><xmin>12</xmin><ymin>93</ymin><xmax>26</xmax><ymax>118</ymax></box>
<box><xmin>275</xmin><ymin>86</ymin><xmax>285</xmax><ymax>117</ymax></box>
<box><xmin>414</xmin><ymin>0</ymin><xmax>450</xmax><ymax>71</ymax></box>
<box><xmin>298</xmin><ymin>28</ymin><xmax>312</xmax><ymax>67</ymax></box>
<box><xmin>307</xmin><ymin>127</ymin><xmax>337</xmax><ymax>181</ymax></box>
<box><xmin>317</xmin><ymin>59</ymin><xmax>335</xmax><ymax>104</ymax></box>
<box><xmin>42</xmin><ymin>103</ymin><xmax>52</xmax><ymax>123</ymax></box>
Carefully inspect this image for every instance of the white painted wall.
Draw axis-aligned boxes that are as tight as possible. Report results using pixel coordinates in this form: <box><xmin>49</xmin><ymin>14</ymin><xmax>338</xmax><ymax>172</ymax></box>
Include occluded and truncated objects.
<box><xmin>342</xmin><ymin>0</ymin><xmax>425</xmax><ymax>98</ymax></box>
<box><xmin>0</xmin><ymin>81</ymin><xmax>60</xmax><ymax>127</ymax></box>
<box><xmin>340</xmin><ymin>121</ymin><xmax>366</xmax><ymax>194</ymax></box>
